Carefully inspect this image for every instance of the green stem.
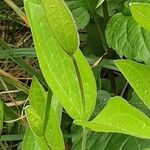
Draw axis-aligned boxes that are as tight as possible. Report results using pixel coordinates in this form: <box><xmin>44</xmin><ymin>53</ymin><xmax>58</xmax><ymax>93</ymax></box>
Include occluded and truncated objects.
<box><xmin>43</xmin><ymin>89</ymin><xmax>52</xmax><ymax>133</ymax></box>
<box><xmin>71</xmin><ymin>55</ymin><xmax>85</xmax><ymax>116</ymax></box>
<box><xmin>86</xmin><ymin>0</ymin><xmax>108</xmax><ymax>52</ymax></box>
<box><xmin>82</xmin><ymin>127</ymin><xmax>88</xmax><ymax>150</ymax></box>
<box><xmin>102</xmin><ymin>0</ymin><xmax>109</xmax><ymax>23</ymax></box>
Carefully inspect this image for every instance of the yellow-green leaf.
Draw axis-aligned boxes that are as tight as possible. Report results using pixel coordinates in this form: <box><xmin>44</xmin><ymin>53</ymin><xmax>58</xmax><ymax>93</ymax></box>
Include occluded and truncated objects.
<box><xmin>25</xmin><ymin>106</ymin><xmax>44</xmax><ymax>137</ymax></box>
<box><xmin>22</xmin><ymin>128</ymin><xmax>50</xmax><ymax>150</ymax></box>
<box><xmin>29</xmin><ymin>77</ymin><xmax>47</xmax><ymax>120</ymax></box>
<box><xmin>115</xmin><ymin>60</ymin><xmax>150</xmax><ymax>108</ymax></box>
<box><xmin>40</xmin><ymin>0</ymin><xmax>79</xmax><ymax>54</ymax></box>
<box><xmin>75</xmin><ymin>96</ymin><xmax>150</xmax><ymax>139</ymax></box>
<box><xmin>25</xmin><ymin>0</ymin><xmax>96</xmax><ymax>120</ymax></box>
<box><xmin>130</xmin><ymin>2</ymin><xmax>150</xmax><ymax>31</ymax></box>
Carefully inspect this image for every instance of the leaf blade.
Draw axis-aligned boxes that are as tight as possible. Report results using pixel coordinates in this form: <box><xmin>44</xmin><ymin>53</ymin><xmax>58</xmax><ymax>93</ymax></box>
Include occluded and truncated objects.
<box><xmin>40</xmin><ymin>0</ymin><xmax>79</xmax><ymax>54</ymax></box>
<box><xmin>75</xmin><ymin>96</ymin><xmax>150</xmax><ymax>139</ymax></box>
<box><xmin>106</xmin><ymin>13</ymin><xmax>150</xmax><ymax>64</ymax></box>
<box><xmin>25</xmin><ymin>106</ymin><xmax>44</xmax><ymax>137</ymax></box>
<box><xmin>130</xmin><ymin>2</ymin><xmax>150</xmax><ymax>31</ymax></box>
<box><xmin>115</xmin><ymin>60</ymin><xmax>150</xmax><ymax>108</ymax></box>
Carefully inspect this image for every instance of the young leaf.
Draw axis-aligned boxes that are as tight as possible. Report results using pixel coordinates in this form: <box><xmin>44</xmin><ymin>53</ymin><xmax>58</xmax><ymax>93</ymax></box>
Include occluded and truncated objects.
<box><xmin>29</xmin><ymin>78</ymin><xmax>64</xmax><ymax>149</ymax></box>
<box><xmin>25</xmin><ymin>106</ymin><xmax>44</xmax><ymax>137</ymax></box>
<box><xmin>130</xmin><ymin>2</ymin><xmax>150</xmax><ymax>31</ymax></box>
<box><xmin>29</xmin><ymin>77</ymin><xmax>47</xmax><ymax>120</ymax></box>
<box><xmin>105</xmin><ymin>13</ymin><xmax>150</xmax><ymax>64</ymax></box>
<box><xmin>25</xmin><ymin>0</ymin><xmax>96</xmax><ymax>120</ymax></box>
<box><xmin>40</xmin><ymin>0</ymin><xmax>79</xmax><ymax>54</ymax></box>
<box><xmin>115</xmin><ymin>59</ymin><xmax>150</xmax><ymax>109</ymax></box>
<box><xmin>75</xmin><ymin>96</ymin><xmax>150</xmax><ymax>139</ymax></box>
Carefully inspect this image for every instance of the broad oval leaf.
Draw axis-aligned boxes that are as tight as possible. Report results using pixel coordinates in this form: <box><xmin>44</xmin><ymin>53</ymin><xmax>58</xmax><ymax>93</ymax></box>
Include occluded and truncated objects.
<box><xmin>66</xmin><ymin>0</ymin><xmax>99</xmax><ymax>29</ymax></box>
<box><xmin>25</xmin><ymin>106</ymin><xmax>44</xmax><ymax>137</ymax></box>
<box><xmin>75</xmin><ymin>96</ymin><xmax>150</xmax><ymax>139</ymax></box>
<box><xmin>40</xmin><ymin>0</ymin><xmax>79</xmax><ymax>54</ymax></box>
<box><xmin>106</xmin><ymin>13</ymin><xmax>150</xmax><ymax>64</ymax></box>
<box><xmin>115</xmin><ymin>59</ymin><xmax>150</xmax><ymax>109</ymax></box>
<box><xmin>130</xmin><ymin>2</ymin><xmax>150</xmax><ymax>31</ymax></box>
<box><xmin>25</xmin><ymin>0</ymin><xmax>96</xmax><ymax>120</ymax></box>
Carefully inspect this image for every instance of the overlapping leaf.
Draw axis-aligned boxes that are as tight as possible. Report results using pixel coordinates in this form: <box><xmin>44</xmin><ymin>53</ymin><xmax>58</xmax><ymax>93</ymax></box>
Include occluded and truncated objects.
<box><xmin>24</xmin><ymin>78</ymin><xmax>64</xmax><ymax>150</ymax></box>
<box><xmin>25</xmin><ymin>0</ymin><xmax>96</xmax><ymax>120</ymax></box>
<box><xmin>106</xmin><ymin>13</ymin><xmax>150</xmax><ymax>64</ymax></box>
<box><xmin>130</xmin><ymin>2</ymin><xmax>150</xmax><ymax>31</ymax></box>
<box><xmin>22</xmin><ymin>128</ymin><xmax>50</xmax><ymax>150</ymax></box>
<box><xmin>66</xmin><ymin>0</ymin><xmax>99</xmax><ymax>29</ymax></box>
<box><xmin>72</xmin><ymin>126</ymin><xmax>150</xmax><ymax>150</ymax></box>
<box><xmin>115</xmin><ymin>60</ymin><xmax>150</xmax><ymax>109</ymax></box>
<box><xmin>40</xmin><ymin>0</ymin><xmax>79</xmax><ymax>54</ymax></box>
<box><xmin>75</xmin><ymin>96</ymin><xmax>150</xmax><ymax>139</ymax></box>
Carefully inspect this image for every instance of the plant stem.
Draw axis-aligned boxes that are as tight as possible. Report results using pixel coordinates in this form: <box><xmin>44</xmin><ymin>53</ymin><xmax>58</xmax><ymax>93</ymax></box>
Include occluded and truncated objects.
<box><xmin>102</xmin><ymin>0</ymin><xmax>109</xmax><ymax>23</ymax></box>
<box><xmin>82</xmin><ymin>127</ymin><xmax>88</xmax><ymax>150</ymax></box>
<box><xmin>43</xmin><ymin>89</ymin><xmax>52</xmax><ymax>133</ymax></box>
<box><xmin>86</xmin><ymin>0</ymin><xmax>108</xmax><ymax>52</ymax></box>
<box><xmin>70</xmin><ymin>54</ymin><xmax>85</xmax><ymax>116</ymax></box>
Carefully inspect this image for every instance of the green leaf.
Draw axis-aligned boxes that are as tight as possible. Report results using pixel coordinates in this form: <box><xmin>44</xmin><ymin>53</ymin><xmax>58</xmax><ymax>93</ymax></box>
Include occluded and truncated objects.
<box><xmin>25</xmin><ymin>106</ymin><xmax>44</xmax><ymax>137</ymax></box>
<box><xmin>22</xmin><ymin>128</ymin><xmax>50</xmax><ymax>150</ymax></box>
<box><xmin>72</xmin><ymin>125</ymin><xmax>147</xmax><ymax>150</ymax></box>
<box><xmin>97</xmin><ymin>0</ymin><xmax>124</xmax><ymax>17</ymax></box>
<box><xmin>75</xmin><ymin>96</ymin><xmax>150</xmax><ymax>139</ymax></box>
<box><xmin>45</xmin><ymin>102</ymin><xmax>65</xmax><ymax>150</ymax></box>
<box><xmin>0</xmin><ymin>100</ymin><xmax>3</xmax><ymax>135</ymax></box>
<box><xmin>66</xmin><ymin>0</ymin><xmax>99</xmax><ymax>29</ymax></box>
<box><xmin>130</xmin><ymin>2</ymin><xmax>150</xmax><ymax>31</ymax></box>
<box><xmin>106</xmin><ymin>13</ymin><xmax>150</xmax><ymax>64</ymax></box>
<box><xmin>115</xmin><ymin>60</ymin><xmax>150</xmax><ymax>109</ymax></box>
<box><xmin>96</xmin><ymin>0</ymin><xmax>105</xmax><ymax>8</ymax></box>
<box><xmin>25</xmin><ymin>0</ymin><xmax>96</xmax><ymax>120</ymax></box>
<box><xmin>40</xmin><ymin>0</ymin><xmax>79</xmax><ymax>54</ymax></box>
<box><xmin>73</xmin><ymin>49</ymin><xmax>97</xmax><ymax>120</ymax></box>
<box><xmin>0</xmin><ymin>48</ymin><xmax>36</xmax><ymax>59</ymax></box>
<box><xmin>91</xmin><ymin>90</ymin><xmax>111</xmax><ymax>119</ymax></box>
<box><xmin>130</xmin><ymin>92</ymin><xmax>150</xmax><ymax>117</ymax></box>
<box><xmin>29</xmin><ymin>78</ymin><xmax>47</xmax><ymax>120</ymax></box>
<box><xmin>28</xmin><ymin>78</ymin><xmax>64</xmax><ymax>149</ymax></box>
